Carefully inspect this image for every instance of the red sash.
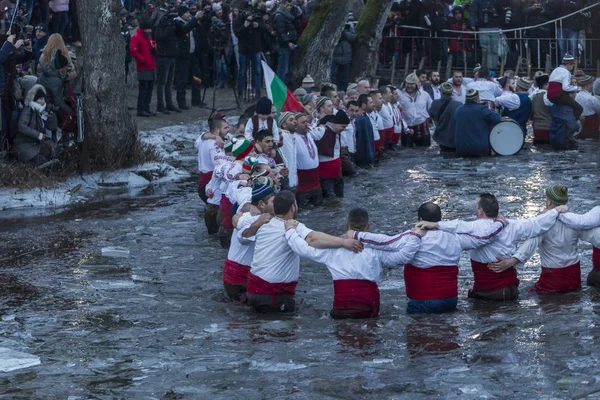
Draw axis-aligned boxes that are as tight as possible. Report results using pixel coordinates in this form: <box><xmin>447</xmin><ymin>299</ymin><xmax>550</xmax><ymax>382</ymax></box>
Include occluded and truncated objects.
<box><xmin>470</xmin><ymin>259</ymin><xmax>519</xmax><ymax>293</ymax></box>
<box><xmin>593</xmin><ymin>247</ymin><xmax>600</xmax><ymax>271</ymax></box>
<box><xmin>582</xmin><ymin>113</ymin><xmax>599</xmax><ymax>132</ymax></box>
<box><xmin>219</xmin><ymin>196</ymin><xmax>233</xmax><ymax>230</ymax></box>
<box><xmin>404</xmin><ymin>264</ymin><xmax>458</xmax><ymax>301</ymax></box>
<box><xmin>223</xmin><ymin>259</ymin><xmax>251</xmax><ymax>285</ymax></box>
<box><xmin>319</xmin><ymin>158</ymin><xmax>342</xmax><ymax>179</ymax></box>
<box><xmin>382</xmin><ymin>127</ymin><xmax>394</xmax><ymax>142</ymax></box>
<box><xmin>332</xmin><ymin>279</ymin><xmax>380</xmax><ymax>318</ymax></box>
<box><xmin>297</xmin><ymin>167</ymin><xmax>321</xmax><ymax>193</ymax></box>
<box><xmin>408</xmin><ymin>122</ymin><xmax>430</xmax><ymax>138</ymax></box>
<box><xmin>534</xmin><ymin>262</ymin><xmax>581</xmax><ymax>293</ymax></box>
<box><xmin>198</xmin><ymin>171</ymin><xmax>213</xmax><ymax>188</ymax></box>
<box><xmin>546</xmin><ymin>81</ymin><xmax>562</xmax><ymax>100</ymax></box>
<box><xmin>246</xmin><ymin>272</ymin><xmax>298</xmax><ymax>295</ymax></box>
<box><xmin>533</xmin><ymin>129</ymin><xmax>549</xmax><ymax>139</ymax></box>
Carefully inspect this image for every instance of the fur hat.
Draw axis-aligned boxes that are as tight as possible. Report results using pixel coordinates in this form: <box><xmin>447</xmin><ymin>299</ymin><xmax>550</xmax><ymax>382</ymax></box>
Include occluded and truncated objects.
<box><xmin>440</xmin><ymin>82</ymin><xmax>453</xmax><ymax>96</ymax></box>
<box><xmin>256</xmin><ymin>97</ymin><xmax>272</xmax><ymax>115</ymax></box>
<box><xmin>404</xmin><ymin>72</ymin><xmax>419</xmax><ymax>87</ymax></box>
<box><xmin>331</xmin><ymin>110</ymin><xmax>350</xmax><ymax>125</ymax></box>
<box><xmin>546</xmin><ymin>185</ymin><xmax>568</xmax><ymax>205</ymax></box>
<box><xmin>277</xmin><ymin>111</ymin><xmax>295</xmax><ymax>128</ymax></box>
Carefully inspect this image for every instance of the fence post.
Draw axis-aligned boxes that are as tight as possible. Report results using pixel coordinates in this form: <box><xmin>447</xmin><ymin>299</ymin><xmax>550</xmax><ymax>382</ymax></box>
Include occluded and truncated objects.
<box><xmin>500</xmin><ymin>55</ymin><xmax>505</xmax><ymax>77</ymax></box>
<box><xmin>527</xmin><ymin>47</ymin><xmax>532</xmax><ymax>78</ymax></box>
<box><xmin>437</xmin><ymin>60</ymin><xmax>442</xmax><ymax>75</ymax></box>
<box><xmin>404</xmin><ymin>53</ymin><xmax>410</xmax><ymax>81</ymax></box>
<box><xmin>481</xmin><ymin>48</ymin><xmax>488</xmax><ymax>69</ymax></box>
<box><xmin>391</xmin><ymin>56</ymin><xmax>396</xmax><ymax>86</ymax></box>
<box><xmin>445</xmin><ymin>54</ymin><xmax>453</xmax><ymax>81</ymax></box>
<box><xmin>419</xmin><ymin>57</ymin><xmax>426</xmax><ymax>71</ymax></box>
<box><xmin>545</xmin><ymin>54</ymin><xmax>551</xmax><ymax>74</ymax></box>
<box><xmin>514</xmin><ymin>56</ymin><xmax>522</xmax><ymax>76</ymax></box>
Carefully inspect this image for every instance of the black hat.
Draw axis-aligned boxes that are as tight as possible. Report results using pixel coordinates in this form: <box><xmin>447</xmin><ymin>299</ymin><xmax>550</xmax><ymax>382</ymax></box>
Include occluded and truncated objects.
<box><xmin>177</xmin><ymin>4</ymin><xmax>189</xmax><ymax>16</ymax></box>
<box><xmin>53</xmin><ymin>49</ymin><xmax>68</xmax><ymax>70</ymax></box>
<box><xmin>332</xmin><ymin>110</ymin><xmax>350</xmax><ymax>125</ymax></box>
<box><xmin>34</xmin><ymin>23</ymin><xmax>47</xmax><ymax>32</ymax></box>
<box><xmin>498</xmin><ymin>77</ymin><xmax>508</xmax><ymax>89</ymax></box>
<box><xmin>33</xmin><ymin>88</ymin><xmax>45</xmax><ymax>101</ymax></box>
<box><xmin>391</xmin><ymin>3</ymin><xmax>401</xmax><ymax>12</ymax></box>
<box><xmin>256</xmin><ymin>97</ymin><xmax>272</xmax><ymax>115</ymax></box>
<box><xmin>535</xmin><ymin>74</ymin><xmax>549</xmax><ymax>88</ymax></box>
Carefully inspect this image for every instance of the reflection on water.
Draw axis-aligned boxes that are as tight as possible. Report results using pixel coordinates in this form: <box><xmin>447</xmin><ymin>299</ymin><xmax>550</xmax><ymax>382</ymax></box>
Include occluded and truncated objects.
<box><xmin>1</xmin><ymin>138</ymin><xmax>600</xmax><ymax>397</ymax></box>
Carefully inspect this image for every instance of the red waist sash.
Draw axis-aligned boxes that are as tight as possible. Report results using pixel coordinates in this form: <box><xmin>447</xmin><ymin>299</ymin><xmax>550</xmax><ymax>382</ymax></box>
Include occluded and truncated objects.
<box><xmin>471</xmin><ymin>259</ymin><xmax>519</xmax><ymax>293</ymax></box>
<box><xmin>333</xmin><ymin>279</ymin><xmax>380</xmax><ymax>317</ymax></box>
<box><xmin>533</xmin><ymin>129</ymin><xmax>549</xmax><ymax>139</ymax></box>
<box><xmin>404</xmin><ymin>264</ymin><xmax>459</xmax><ymax>301</ymax></box>
<box><xmin>546</xmin><ymin>81</ymin><xmax>563</xmax><ymax>100</ymax></box>
<box><xmin>198</xmin><ymin>171</ymin><xmax>213</xmax><ymax>188</ymax></box>
<box><xmin>583</xmin><ymin>113</ymin><xmax>599</xmax><ymax>132</ymax></box>
<box><xmin>319</xmin><ymin>158</ymin><xmax>342</xmax><ymax>179</ymax></box>
<box><xmin>379</xmin><ymin>127</ymin><xmax>393</xmax><ymax>142</ymax></box>
<box><xmin>407</xmin><ymin>122</ymin><xmax>430</xmax><ymax>138</ymax></box>
<box><xmin>246</xmin><ymin>272</ymin><xmax>298</xmax><ymax>295</ymax></box>
<box><xmin>223</xmin><ymin>259</ymin><xmax>251</xmax><ymax>285</ymax></box>
<box><xmin>534</xmin><ymin>262</ymin><xmax>581</xmax><ymax>293</ymax></box>
<box><xmin>219</xmin><ymin>196</ymin><xmax>234</xmax><ymax>230</ymax></box>
<box><xmin>593</xmin><ymin>247</ymin><xmax>600</xmax><ymax>271</ymax></box>
<box><xmin>297</xmin><ymin>167</ymin><xmax>321</xmax><ymax>193</ymax></box>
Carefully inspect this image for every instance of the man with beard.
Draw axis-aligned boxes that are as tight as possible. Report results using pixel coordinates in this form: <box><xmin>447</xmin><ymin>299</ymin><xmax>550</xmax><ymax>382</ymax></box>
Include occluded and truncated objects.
<box><xmin>547</xmin><ymin>54</ymin><xmax>582</xmax><ymax>119</ymax></box>
<box><xmin>354</xmin><ymin>95</ymin><xmax>376</xmax><ymax>168</ymax></box>
<box><xmin>398</xmin><ymin>72</ymin><xmax>432</xmax><ymax>147</ymax></box>
<box><xmin>450</xmin><ymin>70</ymin><xmax>469</xmax><ymax>104</ymax></box>
<box><xmin>292</xmin><ymin>112</ymin><xmax>325</xmax><ymax>208</ymax></box>
<box><xmin>494</xmin><ymin>76</ymin><xmax>521</xmax><ymax>116</ymax></box>
<box><xmin>378</xmin><ymin>85</ymin><xmax>395</xmax><ymax>150</ymax></box>
<box><xmin>315</xmin><ymin>111</ymin><xmax>350</xmax><ymax>199</ymax></box>
<box><xmin>428</xmin><ymin>82</ymin><xmax>461</xmax><ymax>151</ymax></box>
<box><xmin>389</xmin><ymin>86</ymin><xmax>408</xmax><ymax>147</ymax></box>
<box><xmin>466</xmin><ymin>67</ymin><xmax>502</xmax><ymax>109</ymax></box>
<box><xmin>510</xmin><ymin>78</ymin><xmax>534</xmax><ymax>133</ymax></box>
<box><xmin>454</xmin><ymin>88</ymin><xmax>502</xmax><ymax>156</ymax></box>
<box><xmin>422</xmin><ymin>70</ymin><xmax>442</xmax><ymax>100</ymax></box>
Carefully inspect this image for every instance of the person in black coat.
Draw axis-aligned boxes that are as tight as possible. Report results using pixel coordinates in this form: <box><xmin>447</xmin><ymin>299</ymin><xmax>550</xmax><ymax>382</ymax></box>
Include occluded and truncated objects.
<box><xmin>274</xmin><ymin>0</ymin><xmax>301</xmax><ymax>85</ymax></box>
<box><xmin>234</xmin><ymin>5</ymin><xmax>266</xmax><ymax>98</ymax></box>
<box><xmin>172</xmin><ymin>4</ymin><xmax>202</xmax><ymax>110</ymax></box>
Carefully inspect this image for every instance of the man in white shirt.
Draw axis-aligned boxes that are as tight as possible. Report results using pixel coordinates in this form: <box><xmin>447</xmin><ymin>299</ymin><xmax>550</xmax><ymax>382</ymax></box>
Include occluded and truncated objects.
<box><xmin>285</xmin><ymin>208</ymin><xmax>424</xmax><ymax>319</ymax></box>
<box><xmin>223</xmin><ymin>184</ymin><xmax>274</xmax><ymax>302</ymax></box>
<box><xmin>293</xmin><ymin>113</ymin><xmax>325</xmax><ymax>208</ymax></box>
<box><xmin>467</xmin><ymin>67</ymin><xmax>502</xmax><ymax>107</ymax></box>
<box><xmin>341</xmin><ymin>101</ymin><xmax>358</xmax><ymax>177</ymax></box>
<box><xmin>368</xmin><ymin>89</ymin><xmax>385</xmax><ymax>159</ymax></box>
<box><xmin>422</xmin><ymin>193</ymin><xmax>567</xmax><ymax>301</ymax></box>
<box><xmin>247</xmin><ymin>190</ymin><xmax>363</xmax><ymax>313</ymax></box>
<box><xmin>547</xmin><ymin>54</ymin><xmax>582</xmax><ymax>119</ymax></box>
<box><xmin>398</xmin><ymin>72</ymin><xmax>432</xmax><ymax>147</ymax></box>
<box><xmin>194</xmin><ymin>117</ymin><xmax>230</xmax><ymax>234</ymax></box>
<box><xmin>277</xmin><ymin>112</ymin><xmax>298</xmax><ymax>191</ymax></box>
<box><xmin>389</xmin><ymin>86</ymin><xmax>408</xmax><ymax>148</ymax></box>
<box><xmin>494</xmin><ymin>76</ymin><xmax>521</xmax><ymax>113</ymax></box>
<box><xmin>378</xmin><ymin>85</ymin><xmax>395</xmax><ymax>150</ymax></box>
<box><xmin>348</xmin><ymin>202</ymin><xmax>506</xmax><ymax>314</ymax></box>
<box><xmin>575</xmin><ymin>75</ymin><xmax>600</xmax><ymax>139</ymax></box>
<box><xmin>490</xmin><ymin>185</ymin><xmax>582</xmax><ymax>294</ymax></box>
<box><xmin>244</xmin><ymin>97</ymin><xmax>280</xmax><ymax>144</ymax></box>
<box><xmin>450</xmin><ymin>71</ymin><xmax>471</xmax><ymax>104</ymax></box>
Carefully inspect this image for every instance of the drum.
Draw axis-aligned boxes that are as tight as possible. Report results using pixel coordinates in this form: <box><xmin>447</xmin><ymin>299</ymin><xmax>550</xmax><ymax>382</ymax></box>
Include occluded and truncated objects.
<box><xmin>489</xmin><ymin>119</ymin><xmax>524</xmax><ymax>156</ymax></box>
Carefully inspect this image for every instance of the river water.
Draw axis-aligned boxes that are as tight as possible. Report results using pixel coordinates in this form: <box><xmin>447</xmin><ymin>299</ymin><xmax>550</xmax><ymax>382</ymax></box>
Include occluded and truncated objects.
<box><xmin>1</xmin><ymin>131</ymin><xmax>600</xmax><ymax>399</ymax></box>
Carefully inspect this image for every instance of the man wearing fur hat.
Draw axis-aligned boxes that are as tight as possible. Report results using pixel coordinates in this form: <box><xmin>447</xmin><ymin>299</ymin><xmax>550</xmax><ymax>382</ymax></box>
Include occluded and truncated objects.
<box><xmin>575</xmin><ymin>75</ymin><xmax>600</xmax><ymax>139</ymax></box>
<box><xmin>315</xmin><ymin>110</ymin><xmax>350</xmax><ymax>199</ymax></box>
<box><xmin>454</xmin><ymin>88</ymin><xmax>502</xmax><ymax>156</ymax></box>
<box><xmin>492</xmin><ymin>185</ymin><xmax>585</xmax><ymax>294</ymax></box>
<box><xmin>429</xmin><ymin>82</ymin><xmax>461</xmax><ymax>151</ymax></box>
<box><xmin>278</xmin><ymin>111</ymin><xmax>298</xmax><ymax>191</ymax></box>
<box><xmin>398</xmin><ymin>71</ymin><xmax>432</xmax><ymax>147</ymax></box>
<box><xmin>244</xmin><ymin>97</ymin><xmax>280</xmax><ymax>144</ymax></box>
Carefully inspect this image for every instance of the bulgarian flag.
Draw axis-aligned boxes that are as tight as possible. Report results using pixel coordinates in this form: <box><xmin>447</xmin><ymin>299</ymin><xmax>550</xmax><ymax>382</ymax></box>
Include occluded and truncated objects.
<box><xmin>262</xmin><ymin>60</ymin><xmax>304</xmax><ymax>115</ymax></box>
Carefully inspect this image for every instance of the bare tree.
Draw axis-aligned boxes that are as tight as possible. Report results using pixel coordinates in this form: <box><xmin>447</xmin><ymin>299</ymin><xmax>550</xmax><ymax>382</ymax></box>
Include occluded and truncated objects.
<box><xmin>350</xmin><ymin>0</ymin><xmax>394</xmax><ymax>81</ymax></box>
<box><xmin>76</xmin><ymin>0</ymin><xmax>138</xmax><ymax>170</ymax></box>
<box><xmin>291</xmin><ymin>0</ymin><xmax>351</xmax><ymax>87</ymax></box>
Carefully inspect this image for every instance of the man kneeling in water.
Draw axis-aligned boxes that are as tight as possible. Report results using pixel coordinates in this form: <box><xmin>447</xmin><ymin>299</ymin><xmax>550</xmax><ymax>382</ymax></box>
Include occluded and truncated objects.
<box><xmin>284</xmin><ymin>208</ymin><xmax>424</xmax><ymax>319</ymax></box>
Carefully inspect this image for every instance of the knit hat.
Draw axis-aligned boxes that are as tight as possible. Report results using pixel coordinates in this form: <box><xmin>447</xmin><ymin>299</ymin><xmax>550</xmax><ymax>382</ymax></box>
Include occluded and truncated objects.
<box><xmin>243</xmin><ymin>156</ymin><xmax>259</xmax><ymax>173</ymax></box>
<box><xmin>256</xmin><ymin>97</ymin><xmax>272</xmax><ymax>115</ymax></box>
<box><xmin>332</xmin><ymin>110</ymin><xmax>350</xmax><ymax>125</ymax></box>
<box><xmin>473</xmin><ymin>63</ymin><xmax>482</xmax><ymax>75</ymax></box>
<box><xmin>33</xmin><ymin>88</ymin><xmax>45</xmax><ymax>102</ymax></box>
<box><xmin>232</xmin><ymin>138</ymin><xmax>254</xmax><ymax>160</ymax></box>
<box><xmin>517</xmin><ymin>78</ymin><xmax>531</xmax><ymax>91</ymax></box>
<box><xmin>293</xmin><ymin>87</ymin><xmax>307</xmax><ymax>101</ymax></box>
<box><xmin>546</xmin><ymin>185</ymin><xmax>568</xmax><ymax>205</ymax></box>
<box><xmin>315</xmin><ymin>96</ymin><xmax>329</xmax><ymax>110</ymax></box>
<box><xmin>466</xmin><ymin>88</ymin><xmax>479</xmax><ymax>100</ymax></box>
<box><xmin>302</xmin><ymin>75</ymin><xmax>315</xmax><ymax>89</ymax></box>
<box><xmin>535</xmin><ymin>74</ymin><xmax>549</xmax><ymax>88</ymax></box>
<box><xmin>302</xmin><ymin>93</ymin><xmax>315</xmax><ymax>106</ymax></box>
<box><xmin>578</xmin><ymin>75</ymin><xmax>593</xmax><ymax>84</ymax></box>
<box><xmin>252</xmin><ymin>175</ymin><xmax>274</xmax><ymax>188</ymax></box>
<box><xmin>177</xmin><ymin>4</ymin><xmax>189</xmax><ymax>16</ymax></box>
<box><xmin>277</xmin><ymin>111</ymin><xmax>295</xmax><ymax>128</ymax></box>
<box><xmin>252</xmin><ymin>166</ymin><xmax>271</xmax><ymax>179</ymax></box>
<box><xmin>53</xmin><ymin>49</ymin><xmax>68</xmax><ymax>70</ymax></box>
<box><xmin>252</xmin><ymin>184</ymin><xmax>274</xmax><ymax>203</ymax></box>
<box><xmin>562</xmin><ymin>54</ymin><xmax>575</xmax><ymax>64</ymax></box>
<box><xmin>347</xmin><ymin>83</ymin><xmax>358</xmax><ymax>91</ymax></box>
<box><xmin>34</xmin><ymin>23</ymin><xmax>47</xmax><ymax>32</ymax></box>
<box><xmin>498</xmin><ymin>77</ymin><xmax>508</xmax><ymax>89</ymax></box>
<box><xmin>224</xmin><ymin>139</ymin><xmax>235</xmax><ymax>155</ymax></box>
<box><xmin>119</xmin><ymin>8</ymin><xmax>128</xmax><ymax>16</ymax></box>
<box><xmin>404</xmin><ymin>72</ymin><xmax>419</xmax><ymax>86</ymax></box>
<box><xmin>575</xmin><ymin>69</ymin><xmax>586</xmax><ymax>78</ymax></box>
<box><xmin>440</xmin><ymin>82</ymin><xmax>453</xmax><ymax>96</ymax></box>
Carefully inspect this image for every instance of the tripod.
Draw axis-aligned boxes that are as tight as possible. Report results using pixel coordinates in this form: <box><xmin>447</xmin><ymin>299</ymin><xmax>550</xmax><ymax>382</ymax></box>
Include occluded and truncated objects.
<box><xmin>200</xmin><ymin>41</ymin><xmax>240</xmax><ymax>113</ymax></box>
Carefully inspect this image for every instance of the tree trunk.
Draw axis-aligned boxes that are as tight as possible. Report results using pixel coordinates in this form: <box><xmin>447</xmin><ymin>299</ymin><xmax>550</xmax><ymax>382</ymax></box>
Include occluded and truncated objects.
<box><xmin>291</xmin><ymin>0</ymin><xmax>351</xmax><ymax>87</ymax></box>
<box><xmin>76</xmin><ymin>0</ymin><xmax>138</xmax><ymax>171</ymax></box>
<box><xmin>349</xmin><ymin>0</ymin><xmax>365</xmax><ymax>19</ymax></box>
<box><xmin>350</xmin><ymin>0</ymin><xmax>394</xmax><ymax>81</ymax></box>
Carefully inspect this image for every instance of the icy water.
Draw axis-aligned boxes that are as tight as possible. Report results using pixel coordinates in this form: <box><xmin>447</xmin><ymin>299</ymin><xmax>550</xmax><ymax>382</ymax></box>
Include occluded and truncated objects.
<box><xmin>1</xmin><ymin>133</ymin><xmax>600</xmax><ymax>399</ymax></box>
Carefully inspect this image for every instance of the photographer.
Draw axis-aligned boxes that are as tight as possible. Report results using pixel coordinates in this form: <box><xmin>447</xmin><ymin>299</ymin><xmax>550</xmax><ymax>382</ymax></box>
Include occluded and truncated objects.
<box><xmin>173</xmin><ymin>4</ymin><xmax>202</xmax><ymax>110</ymax></box>
<box><xmin>523</xmin><ymin>0</ymin><xmax>554</xmax><ymax>70</ymax></box>
<box><xmin>331</xmin><ymin>14</ymin><xmax>356</xmax><ymax>92</ymax></box>
<box><xmin>470</xmin><ymin>0</ymin><xmax>507</xmax><ymax>69</ymax></box>
<box><xmin>210</xmin><ymin>3</ymin><xmax>231</xmax><ymax>89</ymax></box>
<box><xmin>274</xmin><ymin>0</ymin><xmax>301</xmax><ymax>85</ymax></box>
<box><xmin>234</xmin><ymin>4</ymin><xmax>265</xmax><ymax>99</ymax></box>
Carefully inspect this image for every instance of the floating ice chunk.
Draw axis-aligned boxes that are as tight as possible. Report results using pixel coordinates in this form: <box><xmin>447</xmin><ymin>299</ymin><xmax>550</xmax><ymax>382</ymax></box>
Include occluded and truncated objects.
<box><xmin>250</xmin><ymin>360</ymin><xmax>307</xmax><ymax>372</ymax></box>
<box><xmin>101</xmin><ymin>247</ymin><xmax>130</xmax><ymax>258</ymax></box>
<box><xmin>0</xmin><ymin>347</ymin><xmax>41</xmax><ymax>372</ymax></box>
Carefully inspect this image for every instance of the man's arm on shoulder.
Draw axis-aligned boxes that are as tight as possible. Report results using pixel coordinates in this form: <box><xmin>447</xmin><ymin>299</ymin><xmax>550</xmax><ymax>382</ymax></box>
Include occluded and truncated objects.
<box><xmin>559</xmin><ymin>206</ymin><xmax>600</xmax><ymax>230</ymax></box>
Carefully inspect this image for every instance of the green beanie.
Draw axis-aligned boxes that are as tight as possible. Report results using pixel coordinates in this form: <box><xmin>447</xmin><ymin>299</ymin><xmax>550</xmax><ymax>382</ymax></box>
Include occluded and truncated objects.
<box><xmin>546</xmin><ymin>185</ymin><xmax>568</xmax><ymax>205</ymax></box>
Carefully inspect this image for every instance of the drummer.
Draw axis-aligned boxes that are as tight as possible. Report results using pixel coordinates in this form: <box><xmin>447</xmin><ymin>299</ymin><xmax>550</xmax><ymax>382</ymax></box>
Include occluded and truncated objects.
<box><xmin>454</xmin><ymin>88</ymin><xmax>503</xmax><ymax>157</ymax></box>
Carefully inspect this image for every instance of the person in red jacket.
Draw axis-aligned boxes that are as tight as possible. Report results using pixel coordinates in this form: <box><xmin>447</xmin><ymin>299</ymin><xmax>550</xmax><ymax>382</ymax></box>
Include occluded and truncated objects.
<box><xmin>130</xmin><ymin>20</ymin><xmax>157</xmax><ymax>117</ymax></box>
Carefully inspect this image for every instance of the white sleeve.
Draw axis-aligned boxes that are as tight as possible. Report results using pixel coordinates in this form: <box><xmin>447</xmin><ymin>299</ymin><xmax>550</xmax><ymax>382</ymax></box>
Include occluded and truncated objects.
<box><xmin>244</xmin><ymin>119</ymin><xmax>254</xmax><ymax>141</ymax></box>
<box><xmin>295</xmin><ymin>223</ymin><xmax>313</xmax><ymax>240</ymax></box>
<box><xmin>356</xmin><ymin>231</ymin><xmax>423</xmax><ymax>252</ymax></box>
<box><xmin>309</xmin><ymin>126</ymin><xmax>325</xmax><ymax>141</ymax></box>
<box><xmin>285</xmin><ymin>228</ymin><xmax>330</xmax><ymax>263</ymax></box>
<box><xmin>581</xmin><ymin>228</ymin><xmax>600</xmax><ymax>247</ymax></box>
<box><xmin>456</xmin><ymin>221</ymin><xmax>505</xmax><ymax>250</ymax></box>
<box><xmin>272</xmin><ymin>123</ymin><xmax>280</xmax><ymax>144</ymax></box>
<box><xmin>513</xmin><ymin>236</ymin><xmax>542</xmax><ymax>263</ymax></box>
<box><xmin>377</xmin><ymin>234</ymin><xmax>422</xmax><ymax>266</ymax></box>
<box><xmin>559</xmin><ymin>206</ymin><xmax>600</xmax><ymax>230</ymax></box>
<box><xmin>237</xmin><ymin>214</ymin><xmax>259</xmax><ymax>244</ymax></box>
<box><xmin>513</xmin><ymin>209</ymin><xmax>559</xmax><ymax>240</ymax></box>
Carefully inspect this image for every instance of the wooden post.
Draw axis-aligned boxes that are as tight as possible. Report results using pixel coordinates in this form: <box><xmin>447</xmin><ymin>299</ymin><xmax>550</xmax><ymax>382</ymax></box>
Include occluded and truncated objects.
<box><xmin>437</xmin><ymin>60</ymin><xmax>442</xmax><ymax>74</ymax></box>
<box><xmin>463</xmin><ymin>50</ymin><xmax>467</xmax><ymax>77</ymax></box>
<box><xmin>545</xmin><ymin>54</ymin><xmax>551</xmax><ymax>74</ymax></box>
<box><xmin>481</xmin><ymin>49</ymin><xmax>488</xmax><ymax>69</ymax></box>
<box><xmin>391</xmin><ymin>56</ymin><xmax>396</xmax><ymax>86</ymax></box>
<box><xmin>403</xmin><ymin>53</ymin><xmax>410</xmax><ymax>81</ymax></box>
<box><xmin>500</xmin><ymin>55</ymin><xmax>505</xmax><ymax>77</ymax></box>
<box><xmin>418</xmin><ymin>57</ymin><xmax>426</xmax><ymax>71</ymax></box>
<box><xmin>527</xmin><ymin>47</ymin><xmax>532</xmax><ymax>78</ymax></box>
<box><xmin>445</xmin><ymin>54</ymin><xmax>453</xmax><ymax>81</ymax></box>
<box><xmin>514</xmin><ymin>56</ymin><xmax>522</xmax><ymax>76</ymax></box>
